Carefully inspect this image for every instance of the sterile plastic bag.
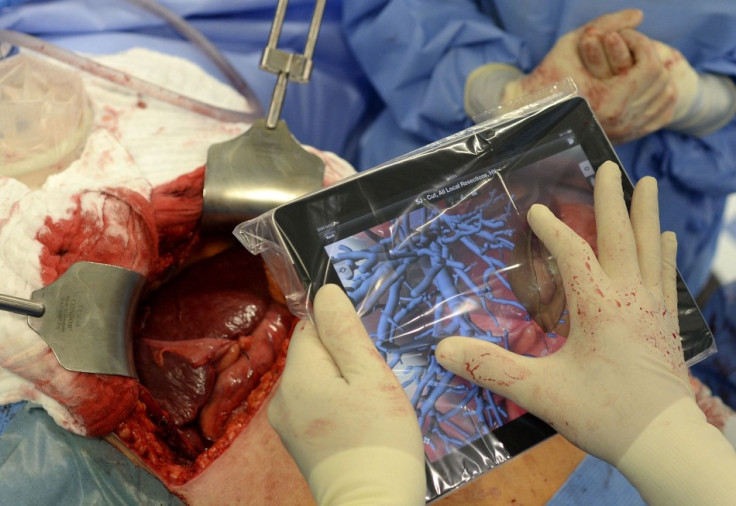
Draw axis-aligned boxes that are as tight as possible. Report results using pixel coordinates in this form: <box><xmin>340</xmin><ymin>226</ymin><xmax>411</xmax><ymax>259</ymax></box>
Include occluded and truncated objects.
<box><xmin>235</xmin><ymin>84</ymin><xmax>716</xmax><ymax>502</ymax></box>
<box><xmin>0</xmin><ymin>52</ymin><xmax>92</xmax><ymax>183</ymax></box>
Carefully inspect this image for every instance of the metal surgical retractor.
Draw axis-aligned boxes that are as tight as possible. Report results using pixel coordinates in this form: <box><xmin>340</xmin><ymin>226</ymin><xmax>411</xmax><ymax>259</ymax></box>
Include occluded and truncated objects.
<box><xmin>201</xmin><ymin>0</ymin><xmax>327</xmax><ymax>231</ymax></box>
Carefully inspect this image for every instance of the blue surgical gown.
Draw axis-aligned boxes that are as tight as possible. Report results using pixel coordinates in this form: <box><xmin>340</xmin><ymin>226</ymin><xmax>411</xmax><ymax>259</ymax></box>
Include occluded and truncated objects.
<box><xmin>343</xmin><ymin>0</ymin><xmax>736</xmax><ymax>295</ymax></box>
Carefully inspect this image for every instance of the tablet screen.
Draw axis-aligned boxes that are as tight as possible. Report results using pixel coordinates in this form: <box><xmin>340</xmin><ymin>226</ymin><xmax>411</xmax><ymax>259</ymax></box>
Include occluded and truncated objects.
<box><xmin>324</xmin><ymin>144</ymin><xmax>593</xmax><ymax>457</ymax></box>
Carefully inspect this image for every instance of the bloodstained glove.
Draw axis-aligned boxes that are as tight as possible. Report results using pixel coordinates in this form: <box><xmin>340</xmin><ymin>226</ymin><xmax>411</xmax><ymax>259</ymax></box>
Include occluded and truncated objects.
<box><xmin>437</xmin><ymin>161</ymin><xmax>688</xmax><ymax>463</ymax></box>
<box><xmin>466</xmin><ymin>9</ymin><xmax>677</xmax><ymax>144</ymax></box>
<box><xmin>579</xmin><ymin>25</ymin><xmax>736</xmax><ymax>137</ymax></box>
<box><xmin>436</xmin><ymin>161</ymin><xmax>736</xmax><ymax>504</ymax></box>
<box><xmin>268</xmin><ymin>284</ymin><xmax>426</xmax><ymax>506</ymax></box>
<box><xmin>649</xmin><ymin>42</ymin><xmax>736</xmax><ymax>136</ymax></box>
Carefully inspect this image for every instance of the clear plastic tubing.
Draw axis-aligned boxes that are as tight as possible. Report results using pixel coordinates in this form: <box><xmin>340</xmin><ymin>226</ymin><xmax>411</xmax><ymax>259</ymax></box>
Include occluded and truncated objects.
<box><xmin>0</xmin><ymin>29</ymin><xmax>261</xmax><ymax>124</ymax></box>
<box><xmin>121</xmin><ymin>0</ymin><xmax>264</xmax><ymax>117</ymax></box>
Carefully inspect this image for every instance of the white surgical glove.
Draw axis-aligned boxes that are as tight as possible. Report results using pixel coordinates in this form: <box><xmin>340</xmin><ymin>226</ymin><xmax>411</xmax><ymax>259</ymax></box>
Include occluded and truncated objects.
<box><xmin>437</xmin><ymin>161</ymin><xmax>736</xmax><ymax>504</ymax></box>
<box><xmin>268</xmin><ymin>284</ymin><xmax>426</xmax><ymax>506</ymax></box>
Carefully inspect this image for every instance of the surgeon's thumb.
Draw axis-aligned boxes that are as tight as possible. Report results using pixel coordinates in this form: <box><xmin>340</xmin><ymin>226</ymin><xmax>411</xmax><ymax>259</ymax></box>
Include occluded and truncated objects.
<box><xmin>436</xmin><ymin>336</ymin><xmax>536</xmax><ymax>405</ymax></box>
<box><xmin>586</xmin><ymin>9</ymin><xmax>644</xmax><ymax>33</ymax></box>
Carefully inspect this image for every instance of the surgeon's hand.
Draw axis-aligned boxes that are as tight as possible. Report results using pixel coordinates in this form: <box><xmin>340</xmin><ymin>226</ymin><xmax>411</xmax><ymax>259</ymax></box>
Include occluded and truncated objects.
<box><xmin>268</xmin><ymin>284</ymin><xmax>426</xmax><ymax>505</ymax></box>
<box><xmin>502</xmin><ymin>9</ymin><xmax>677</xmax><ymax>143</ymax></box>
<box><xmin>436</xmin><ymin>161</ymin><xmax>693</xmax><ymax>466</ymax></box>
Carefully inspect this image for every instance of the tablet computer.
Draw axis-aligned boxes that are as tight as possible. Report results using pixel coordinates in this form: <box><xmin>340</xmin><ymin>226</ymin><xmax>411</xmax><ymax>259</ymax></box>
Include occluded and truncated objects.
<box><xmin>256</xmin><ymin>96</ymin><xmax>714</xmax><ymax>500</ymax></box>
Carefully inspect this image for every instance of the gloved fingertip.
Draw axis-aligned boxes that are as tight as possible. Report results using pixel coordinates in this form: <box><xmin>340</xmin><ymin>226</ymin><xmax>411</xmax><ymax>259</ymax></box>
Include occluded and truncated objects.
<box><xmin>615</xmin><ymin>8</ymin><xmax>644</xmax><ymax>27</ymax></box>
<box><xmin>435</xmin><ymin>336</ymin><xmax>460</xmax><ymax>358</ymax></box>
<box><xmin>526</xmin><ymin>203</ymin><xmax>551</xmax><ymax>222</ymax></box>
<box><xmin>313</xmin><ymin>283</ymin><xmax>352</xmax><ymax>313</ymax></box>
<box><xmin>598</xmin><ymin>160</ymin><xmax>621</xmax><ymax>175</ymax></box>
<box><xmin>528</xmin><ymin>204</ymin><xmax>563</xmax><ymax>239</ymax></box>
<box><xmin>661</xmin><ymin>230</ymin><xmax>678</xmax><ymax>251</ymax></box>
<box><xmin>314</xmin><ymin>283</ymin><xmax>343</xmax><ymax>302</ymax></box>
<box><xmin>662</xmin><ymin>230</ymin><xmax>677</xmax><ymax>241</ymax></box>
<box><xmin>636</xmin><ymin>175</ymin><xmax>659</xmax><ymax>195</ymax></box>
<box><xmin>435</xmin><ymin>337</ymin><xmax>472</xmax><ymax>369</ymax></box>
<box><xmin>592</xmin><ymin>8</ymin><xmax>643</xmax><ymax>33</ymax></box>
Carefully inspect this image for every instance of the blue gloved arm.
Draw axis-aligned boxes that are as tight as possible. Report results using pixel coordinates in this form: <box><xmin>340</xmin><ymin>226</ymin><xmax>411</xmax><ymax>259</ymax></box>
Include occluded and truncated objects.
<box><xmin>342</xmin><ymin>0</ymin><xmax>528</xmax><ymax>144</ymax></box>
